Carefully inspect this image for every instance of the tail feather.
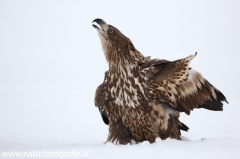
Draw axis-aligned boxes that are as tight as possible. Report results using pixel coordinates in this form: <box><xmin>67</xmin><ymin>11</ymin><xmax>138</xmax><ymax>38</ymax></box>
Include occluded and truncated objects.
<box><xmin>179</xmin><ymin>122</ymin><xmax>189</xmax><ymax>132</ymax></box>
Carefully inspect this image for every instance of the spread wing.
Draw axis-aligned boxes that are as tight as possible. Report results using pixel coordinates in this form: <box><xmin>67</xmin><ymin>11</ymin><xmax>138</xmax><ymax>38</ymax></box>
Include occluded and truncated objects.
<box><xmin>144</xmin><ymin>53</ymin><xmax>228</xmax><ymax>115</ymax></box>
<box><xmin>94</xmin><ymin>72</ymin><xmax>109</xmax><ymax>125</ymax></box>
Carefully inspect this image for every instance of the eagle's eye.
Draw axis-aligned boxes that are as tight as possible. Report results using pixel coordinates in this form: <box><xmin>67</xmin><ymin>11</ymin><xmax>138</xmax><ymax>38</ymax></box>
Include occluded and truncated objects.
<box><xmin>108</xmin><ymin>28</ymin><xmax>113</xmax><ymax>34</ymax></box>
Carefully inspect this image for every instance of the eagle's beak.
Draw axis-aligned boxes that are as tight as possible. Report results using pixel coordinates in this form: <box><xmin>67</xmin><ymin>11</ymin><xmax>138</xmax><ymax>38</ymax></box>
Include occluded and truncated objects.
<box><xmin>92</xmin><ymin>18</ymin><xmax>109</xmax><ymax>32</ymax></box>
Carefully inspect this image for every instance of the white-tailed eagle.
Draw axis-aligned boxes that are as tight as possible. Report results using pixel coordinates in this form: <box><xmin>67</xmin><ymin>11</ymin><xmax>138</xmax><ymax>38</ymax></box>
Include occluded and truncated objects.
<box><xmin>92</xmin><ymin>18</ymin><xmax>228</xmax><ymax>144</ymax></box>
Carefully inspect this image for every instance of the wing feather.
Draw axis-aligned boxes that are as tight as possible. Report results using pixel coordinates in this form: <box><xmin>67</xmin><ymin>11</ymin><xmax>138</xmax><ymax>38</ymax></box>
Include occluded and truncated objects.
<box><xmin>94</xmin><ymin>72</ymin><xmax>109</xmax><ymax>125</ymax></box>
<box><xmin>145</xmin><ymin>53</ymin><xmax>228</xmax><ymax>115</ymax></box>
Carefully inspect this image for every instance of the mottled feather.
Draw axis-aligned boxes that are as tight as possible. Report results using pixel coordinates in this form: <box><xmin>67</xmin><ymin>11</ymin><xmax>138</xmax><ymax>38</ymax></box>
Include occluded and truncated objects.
<box><xmin>92</xmin><ymin>19</ymin><xmax>228</xmax><ymax>144</ymax></box>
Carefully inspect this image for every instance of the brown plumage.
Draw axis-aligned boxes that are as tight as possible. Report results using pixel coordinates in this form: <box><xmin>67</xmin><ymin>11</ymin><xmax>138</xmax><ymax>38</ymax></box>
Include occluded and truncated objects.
<box><xmin>92</xmin><ymin>19</ymin><xmax>228</xmax><ymax>144</ymax></box>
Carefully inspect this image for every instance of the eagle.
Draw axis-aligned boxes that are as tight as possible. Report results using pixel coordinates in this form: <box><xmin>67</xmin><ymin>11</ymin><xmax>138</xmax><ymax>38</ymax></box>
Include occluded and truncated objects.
<box><xmin>92</xmin><ymin>18</ymin><xmax>228</xmax><ymax>144</ymax></box>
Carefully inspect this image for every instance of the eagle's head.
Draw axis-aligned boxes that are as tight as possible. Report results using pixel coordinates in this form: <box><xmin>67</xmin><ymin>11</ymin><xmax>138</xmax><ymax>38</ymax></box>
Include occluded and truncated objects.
<box><xmin>92</xmin><ymin>18</ymin><xmax>145</xmax><ymax>66</ymax></box>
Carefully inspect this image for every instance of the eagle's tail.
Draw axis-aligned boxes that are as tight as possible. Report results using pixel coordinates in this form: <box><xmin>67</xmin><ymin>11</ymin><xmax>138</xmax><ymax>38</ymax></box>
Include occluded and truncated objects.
<box><xmin>178</xmin><ymin>121</ymin><xmax>189</xmax><ymax>132</ymax></box>
<box><xmin>158</xmin><ymin>112</ymin><xmax>189</xmax><ymax>140</ymax></box>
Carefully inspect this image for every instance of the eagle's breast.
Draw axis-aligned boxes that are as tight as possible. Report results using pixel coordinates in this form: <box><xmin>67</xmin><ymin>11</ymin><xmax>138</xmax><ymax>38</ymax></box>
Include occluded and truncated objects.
<box><xmin>105</xmin><ymin>64</ymin><xmax>148</xmax><ymax>109</ymax></box>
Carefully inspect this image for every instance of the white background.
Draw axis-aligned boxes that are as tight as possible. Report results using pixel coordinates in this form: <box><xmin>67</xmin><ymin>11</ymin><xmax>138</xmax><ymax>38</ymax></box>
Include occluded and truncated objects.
<box><xmin>0</xmin><ymin>0</ymin><xmax>240</xmax><ymax>158</ymax></box>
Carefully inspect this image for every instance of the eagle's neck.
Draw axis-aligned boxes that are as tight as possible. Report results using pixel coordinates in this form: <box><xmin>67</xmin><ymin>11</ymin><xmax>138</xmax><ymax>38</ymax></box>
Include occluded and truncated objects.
<box><xmin>107</xmin><ymin>49</ymin><xmax>143</xmax><ymax>76</ymax></box>
<box><xmin>103</xmin><ymin>42</ymin><xmax>146</xmax><ymax>67</ymax></box>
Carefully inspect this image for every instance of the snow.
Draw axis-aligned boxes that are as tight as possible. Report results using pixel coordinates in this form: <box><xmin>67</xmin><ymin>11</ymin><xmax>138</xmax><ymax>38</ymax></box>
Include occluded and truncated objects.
<box><xmin>1</xmin><ymin>138</ymin><xmax>240</xmax><ymax>159</ymax></box>
<box><xmin>0</xmin><ymin>0</ymin><xmax>240</xmax><ymax>158</ymax></box>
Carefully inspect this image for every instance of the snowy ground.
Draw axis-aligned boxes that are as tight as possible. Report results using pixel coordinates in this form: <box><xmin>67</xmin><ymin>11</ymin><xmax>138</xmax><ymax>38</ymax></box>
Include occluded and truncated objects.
<box><xmin>1</xmin><ymin>0</ymin><xmax>240</xmax><ymax>158</ymax></box>
<box><xmin>1</xmin><ymin>137</ymin><xmax>240</xmax><ymax>159</ymax></box>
